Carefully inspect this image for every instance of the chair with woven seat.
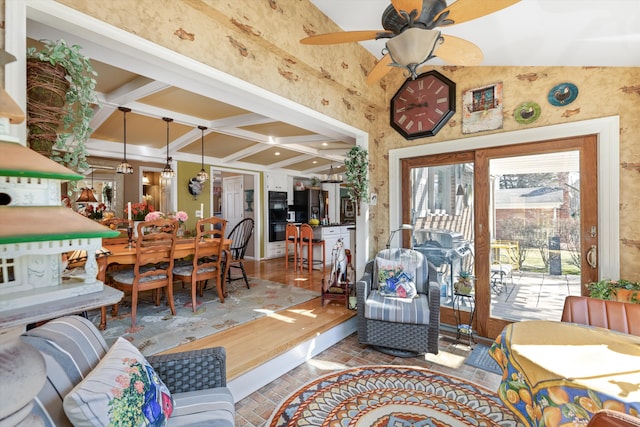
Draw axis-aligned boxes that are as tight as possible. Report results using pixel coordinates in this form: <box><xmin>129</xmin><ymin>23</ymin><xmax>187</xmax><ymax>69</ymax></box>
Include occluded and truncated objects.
<box><xmin>285</xmin><ymin>222</ymin><xmax>300</xmax><ymax>271</ymax></box>
<box><xmin>108</xmin><ymin>218</ymin><xmax>178</xmax><ymax>330</ymax></box>
<box><xmin>356</xmin><ymin>247</ymin><xmax>441</xmax><ymax>356</ymax></box>
<box><xmin>174</xmin><ymin>217</ymin><xmax>228</xmax><ymax>308</ymax></box>
<box><xmin>226</xmin><ymin>217</ymin><xmax>254</xmax><ymax>289</ymax></box>
<box><xmin>299</xmin><ymin>223</ymin><xmax>325</xmax><ymax>273</ymax></box>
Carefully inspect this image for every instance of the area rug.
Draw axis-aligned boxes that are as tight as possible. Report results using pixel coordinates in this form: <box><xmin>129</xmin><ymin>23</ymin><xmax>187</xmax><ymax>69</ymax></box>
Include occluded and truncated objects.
<box><xmin>267</xmin><ymin>365</ymin><xmax>523</xmax><ymax>427</ymax></box>
<box><xmin>87</xmin><ymin>277</ymin><xmax>320</xmax><ymax>356</ymax></box>
<box><xmin>464</xmin><ymin>344</ymin><xmax>502</xmax><ymax>375</ymax></box>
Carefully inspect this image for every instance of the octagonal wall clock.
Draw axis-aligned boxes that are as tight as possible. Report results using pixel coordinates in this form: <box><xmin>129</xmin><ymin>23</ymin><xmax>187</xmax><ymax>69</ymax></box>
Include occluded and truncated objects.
<box><xmin>390</xmin><ymin>70</ymin><xmax>456</xmax><ymax>140</ymax></box>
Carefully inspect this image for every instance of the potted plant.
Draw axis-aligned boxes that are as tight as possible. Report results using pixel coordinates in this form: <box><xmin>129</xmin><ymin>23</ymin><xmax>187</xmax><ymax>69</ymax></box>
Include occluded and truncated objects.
<box><xmin>454</xmin><ymin>271</ymin><xmax>475</xmax><ymax>295</ymax></box>
<box><xmin>344</xmin><ymin>146</ymin><xmax>369</xmax><ymax>215</ymax></box>
<box><xmin>586</xmin><ymin>279</ymin><xmax>640</xmax><ymax>303</ymax></box>
<box><xmin>26</xmin><ymin>39</ymin><xmax>98</xmax><ymax>174</ymax></box>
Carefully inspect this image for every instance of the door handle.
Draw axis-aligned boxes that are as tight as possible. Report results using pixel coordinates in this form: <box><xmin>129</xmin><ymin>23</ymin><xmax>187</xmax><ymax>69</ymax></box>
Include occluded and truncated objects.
<box><xmin>586</xmin><ymin>245</ymin><xmax>597</xmax><ymax>269</ymax></box>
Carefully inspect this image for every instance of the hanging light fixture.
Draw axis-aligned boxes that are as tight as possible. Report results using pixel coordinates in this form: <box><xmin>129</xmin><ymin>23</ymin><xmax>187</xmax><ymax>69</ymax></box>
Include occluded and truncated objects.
<box><xmin>196</xmin><ymin>125</ymin><xmax>208</xmax><ymax>182</ymax></box>
<box><xmin>116</xmin><ymin>107</ymin><xmax>133</xmax><ymax>174</ymax></box>
<box><xmin>320</xmin><ymin>164</ymin><xmax>343</xmax><ymax>184</ymax></box>
<box><xmin>76</xmin><ymin>169</ymin><xmax>98</xmax><ymax>203</ymax></box>
<box><xmin>161</xmin><ymin>117</ymin><xmax>175</xmax><ymax>179</ymax></box>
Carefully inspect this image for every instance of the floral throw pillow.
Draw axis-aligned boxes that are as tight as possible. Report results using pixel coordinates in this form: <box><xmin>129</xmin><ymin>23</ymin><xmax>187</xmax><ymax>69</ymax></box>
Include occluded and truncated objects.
<box><xmin>375</xmin><ymin>256</ymin><xmax>418</xmax><ymax>299</ymax></box>
<box><xmin>63</xmin><ymin>337</ymin><xmax>173</xmax><ymax>427</ymax></box>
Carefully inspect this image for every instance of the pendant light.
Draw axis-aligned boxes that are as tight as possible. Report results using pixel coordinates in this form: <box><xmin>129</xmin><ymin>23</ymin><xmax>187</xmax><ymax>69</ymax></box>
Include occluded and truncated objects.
<box><xmin>320</xmin><ymin>164</ymin><xmax>343</xmax><ymax>184</ymax></box>
<box><xmin>196</xmin><ymin>125</ymin><xmax>208</xmax><ymax>182</ymax></box>
<box><xmin>161</xmin><ymin>117</ymin><xmax>175</xmax><ymax>179</ymax></box>
<box><xmin>76</xmin><ymin>168</ymin><xmax>98</xmax><ymax>203</ymax></box>
<box><xmin>116</xmin><ymin>107</ymin><xmax>133</xmax><ymax>174</ymax></box>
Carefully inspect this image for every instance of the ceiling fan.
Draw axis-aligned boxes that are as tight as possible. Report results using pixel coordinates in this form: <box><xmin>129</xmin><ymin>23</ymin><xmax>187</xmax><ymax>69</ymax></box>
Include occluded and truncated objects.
<box><xmin>301</xmin><ymin>0</ymin><xmax>520</xmax><ymax>84</ymax></box>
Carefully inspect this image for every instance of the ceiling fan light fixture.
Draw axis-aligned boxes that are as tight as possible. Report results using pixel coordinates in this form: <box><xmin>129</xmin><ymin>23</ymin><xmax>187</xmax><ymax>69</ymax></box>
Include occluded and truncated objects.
<box><xmin>196</xmin><ymin>125</ymin><xmax>208</xmax><ymax>182</ymax></box>
<box><xmin>386</xmin><ymin>28</ymin><xmax>441</xmax><ymax>79</ymax></box>
<box><xmin>116</xmin><ymin>106</ymin><xmax>134</xmax><ymax>174</ymax></box>
<box><xmin>161</xmin><ymin>117</ymin><xmax>175</xmax><ymax>179</ymax></box>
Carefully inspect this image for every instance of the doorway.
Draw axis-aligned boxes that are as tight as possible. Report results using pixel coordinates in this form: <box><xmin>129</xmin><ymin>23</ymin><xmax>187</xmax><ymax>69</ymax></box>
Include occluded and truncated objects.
<box><xmin>400</xmin><ymin>130</ymin><xmax>606</xmax><ymax>339</ymax></box>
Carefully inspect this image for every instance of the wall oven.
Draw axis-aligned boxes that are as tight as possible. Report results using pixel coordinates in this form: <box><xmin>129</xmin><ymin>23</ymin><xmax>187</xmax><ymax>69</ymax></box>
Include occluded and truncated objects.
<box><xmin>268</xmin><ymin>191</ymin><xmax>288</xmax><ymax>242</ymax></box>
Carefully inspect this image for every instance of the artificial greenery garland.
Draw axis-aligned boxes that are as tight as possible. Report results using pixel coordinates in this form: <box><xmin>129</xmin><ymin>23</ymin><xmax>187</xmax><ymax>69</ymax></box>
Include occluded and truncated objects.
<box><xmin>344</xmin><ymin>146</ymin><xmax>369</xmax><ymax>215</ymax></box>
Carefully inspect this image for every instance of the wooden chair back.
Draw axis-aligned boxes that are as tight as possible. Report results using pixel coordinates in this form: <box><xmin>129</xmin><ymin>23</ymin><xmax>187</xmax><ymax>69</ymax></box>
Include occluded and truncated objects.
<box><xmin>134</xmin><ymin>218</ymin><xmax>178</xmax><ymax>283</ymax></box>
<box><xmin>192</xmin><ymin>217</ymin><xmax>228</xmax><ymax>273</ymax></box>
<box><xmin>101</xmin><ymin>218</ymin><xmax>132</xmax><ymax>245</ymax></box>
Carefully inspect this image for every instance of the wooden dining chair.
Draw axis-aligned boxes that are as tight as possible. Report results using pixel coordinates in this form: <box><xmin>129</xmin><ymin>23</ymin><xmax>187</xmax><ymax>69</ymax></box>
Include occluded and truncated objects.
<box><xmin>285</xmin><ymin>222</ymin><xmax>299</xmax><ymax>272</ymax></box>
<box><xmin>101</xmin><ymin>217</ymin><xmax>132</xmax><ymax>245</ymax></box>
<box><xmin>173</xmin><ymin>217</ymin><xmax>228</xmax><ymax>309</ymax></box>
<box><xmin>108</xmin><ymin>218</ymin><xmax>178</xmax><ymax>330</ymax></box>
<box><xmin>299</xmin><ymin>223</ymin><xmax>325</xmax><ymax>273</ymax></box>
<box><xmin>226</xmin><ymin>218</ymin><xmax>254</xmax><ymax>289</ymax></box>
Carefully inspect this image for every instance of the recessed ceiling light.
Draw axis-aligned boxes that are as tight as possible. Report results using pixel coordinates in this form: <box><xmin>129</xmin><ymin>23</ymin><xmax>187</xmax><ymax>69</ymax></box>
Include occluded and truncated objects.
<box><xmin>322</xmin><ymin>142</ymin><xmax>328</xmax><ymax>146</ymax></box>
<box><xmin>312</xmin><ymin>160</ymin><xmax>317</xmax><ymax>164</ymax></box>
<box><xmin>275</xmin><ymin>152</ymin><xmax>280</xmax><ymax>156</ymax></box>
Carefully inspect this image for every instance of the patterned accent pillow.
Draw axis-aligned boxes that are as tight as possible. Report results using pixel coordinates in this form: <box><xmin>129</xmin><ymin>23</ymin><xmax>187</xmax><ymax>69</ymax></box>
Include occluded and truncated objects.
<box><xmin>375</xmin><ymin>256</ymin><xmax>418</xmax><ymax>299</ymax></box>
<box><xmin>63</xmin><ymin>337</ymin><xmax>173</xmax><ymax>427</ymax></box>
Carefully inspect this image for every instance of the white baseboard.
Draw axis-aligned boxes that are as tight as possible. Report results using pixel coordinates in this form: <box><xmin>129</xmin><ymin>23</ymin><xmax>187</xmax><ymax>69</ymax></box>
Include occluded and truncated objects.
<box><xmin>228</xmin><ymin>316</ymin><xmax>357</xmax><ymax>401</ymax></box>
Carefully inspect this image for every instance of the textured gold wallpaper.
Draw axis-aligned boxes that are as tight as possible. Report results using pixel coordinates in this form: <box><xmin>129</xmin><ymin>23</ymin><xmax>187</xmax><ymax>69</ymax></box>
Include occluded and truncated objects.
<box><xmin>57</xmin><ymin>0</ymin><xmax>640</xmax><ymax>278</ymax></box>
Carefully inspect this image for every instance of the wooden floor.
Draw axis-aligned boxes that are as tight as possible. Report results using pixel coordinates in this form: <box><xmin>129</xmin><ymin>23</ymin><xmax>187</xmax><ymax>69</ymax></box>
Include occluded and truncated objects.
<box><xmin>160</xmin><ymin>257</ymin><xmax>355</xmax><ymax>380</ymax></box>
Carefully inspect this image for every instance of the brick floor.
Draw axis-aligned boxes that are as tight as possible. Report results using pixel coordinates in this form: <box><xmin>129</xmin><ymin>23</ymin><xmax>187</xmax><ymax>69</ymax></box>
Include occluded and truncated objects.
<box><xmin>235</xmin><ymin>331</ymin><xmax>502</xmax><ymax>426</ymax></box>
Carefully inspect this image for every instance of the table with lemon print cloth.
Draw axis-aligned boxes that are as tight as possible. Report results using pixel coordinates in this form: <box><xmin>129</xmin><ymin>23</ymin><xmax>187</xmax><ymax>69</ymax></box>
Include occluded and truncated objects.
<box><xmin>489</xmin><ymin>320</ymin><xmax>640</xmax><ymax>427</ymax></box>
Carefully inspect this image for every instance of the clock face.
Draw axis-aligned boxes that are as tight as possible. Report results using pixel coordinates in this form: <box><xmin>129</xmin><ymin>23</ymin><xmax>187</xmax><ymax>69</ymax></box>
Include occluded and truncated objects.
<box><xmin>390</xmin><ymin>70</ymin><xmax>456</xmax><ymax>140</ymax></box>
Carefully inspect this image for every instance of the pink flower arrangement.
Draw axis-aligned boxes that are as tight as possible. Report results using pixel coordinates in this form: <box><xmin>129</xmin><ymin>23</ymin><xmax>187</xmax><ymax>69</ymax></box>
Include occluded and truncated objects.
<box><xmin>173</xmin><ymin>211</ymin><xmax>188</xmax><ymax>224</ymax></box>
<box><xmin>144</xmin><ymin>211</ymin><xmax>164</xmax><ymax>221</ymax></box>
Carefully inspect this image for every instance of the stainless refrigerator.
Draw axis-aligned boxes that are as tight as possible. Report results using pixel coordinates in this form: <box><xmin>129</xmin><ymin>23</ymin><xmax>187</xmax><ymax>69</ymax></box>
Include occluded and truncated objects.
<box><xmin>293</xmin><ymin>189</ymin><xmax>328</xmax><ymax>223</ymax></box>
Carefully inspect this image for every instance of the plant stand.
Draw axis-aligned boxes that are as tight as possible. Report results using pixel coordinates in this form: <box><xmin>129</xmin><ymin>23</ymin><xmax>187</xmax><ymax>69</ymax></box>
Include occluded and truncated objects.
<box><xmin>453</xmin><ymin>292</ymin><xmax>476</xmax><ymax>347</ymax></box>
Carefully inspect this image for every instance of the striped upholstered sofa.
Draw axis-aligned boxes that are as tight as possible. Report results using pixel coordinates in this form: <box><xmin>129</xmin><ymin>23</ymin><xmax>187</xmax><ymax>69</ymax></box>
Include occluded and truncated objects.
<box><xmin>21</xmin><ymin>315</ymin><xmax>235</xmax><ymax>426</ymax></box>
<box><xmin>356</xmin><ymin>248</ymin><xmax>441</xmax><ymax>355</ymax></box>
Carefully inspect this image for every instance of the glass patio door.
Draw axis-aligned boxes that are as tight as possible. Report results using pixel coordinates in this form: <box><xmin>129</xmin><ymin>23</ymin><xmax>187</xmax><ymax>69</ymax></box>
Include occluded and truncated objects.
<box><xmin>403</xmin><ymin>135</ymin><xmax>598</xmax><ymax>339</ymax></box>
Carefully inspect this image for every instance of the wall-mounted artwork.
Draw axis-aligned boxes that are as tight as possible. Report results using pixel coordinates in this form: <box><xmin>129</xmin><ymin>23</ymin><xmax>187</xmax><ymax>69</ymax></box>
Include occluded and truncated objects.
<box><xmin>462</xmin><ymin>82</ymin><xmax>503</xmax><ymax>134</ymax></box>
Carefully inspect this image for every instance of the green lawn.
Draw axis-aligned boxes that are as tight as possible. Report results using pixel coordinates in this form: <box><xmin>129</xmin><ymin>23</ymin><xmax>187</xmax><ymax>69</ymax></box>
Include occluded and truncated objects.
<box><xmin>517</xmin><ymin>248</ymin><xmax>580</xmax><ymax>275</ymax></box>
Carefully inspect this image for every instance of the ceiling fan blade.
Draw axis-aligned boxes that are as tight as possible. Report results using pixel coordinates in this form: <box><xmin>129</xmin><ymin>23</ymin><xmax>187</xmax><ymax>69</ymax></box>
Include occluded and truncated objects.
<box><xmin>300</xmin><ymin>30</ymin><xmax>391</xmax><ymax>45</ymax></box>
<box><xmin>434</xmin><ymin>35</ymin><xmax>483</xmax><ymax>65</ymax></box>
<box><xmin>434</xmin><ymin>0</ymin><xmax>520</xmax><ymax>26</ymax></box>
<box><xmin>391</xmin><ymin>0</ymin><xmax>423</xmax><ymax>16</ymax></box>
<box><xmin>366</xmin><ymin>54</ymin><xmax>393</xmax><ymax>85</ymax></box>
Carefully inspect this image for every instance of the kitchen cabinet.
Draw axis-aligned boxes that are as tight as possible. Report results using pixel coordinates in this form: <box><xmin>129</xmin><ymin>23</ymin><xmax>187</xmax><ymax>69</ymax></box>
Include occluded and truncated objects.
<box><xmin>266</xmin><ymin>241</ymin><xmax>285</xmax><ymax>259</ymax></box>
<box><xmin>287</xmin><ymin>176</ymin><xmax>294</xmax><ymax>205</ymax></box>
<box><xmin>313</xmin><ymin>225</ymin><xmax>352</xmax><ymax>266</ymax></box>
<box><xmin>264</xmin><ymin>172</ymin><xmax>288</xmax><ymax>192</ymax></box>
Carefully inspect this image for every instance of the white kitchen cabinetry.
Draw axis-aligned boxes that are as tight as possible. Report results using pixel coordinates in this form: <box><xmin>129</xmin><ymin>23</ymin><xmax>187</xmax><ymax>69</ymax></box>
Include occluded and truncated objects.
<box><xmin>313</xmin><ymin>225</ymin><xmax>352</xmax><ymax>266</ymax></box>
<box><xmin>266</xmin><ymin>241</ymin><xmax>285</xmax><ymax>259</ymax></box>
<box><xmin>264</xmin><ymin>172</ymin><xmax>288</xmax><ymax>192</ymax></box>
<box><xmin>287</xmin><ymin>176</ymin><xmax>294</xmax><ymax>205</ymax></box>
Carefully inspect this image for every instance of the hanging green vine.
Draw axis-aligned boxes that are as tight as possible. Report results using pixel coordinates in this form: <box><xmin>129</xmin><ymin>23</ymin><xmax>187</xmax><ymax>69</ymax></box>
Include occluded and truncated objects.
<box><xmin>344</xmin><ymin>146</ymin><xmax>369</xmax><ymax>215</ymax></box>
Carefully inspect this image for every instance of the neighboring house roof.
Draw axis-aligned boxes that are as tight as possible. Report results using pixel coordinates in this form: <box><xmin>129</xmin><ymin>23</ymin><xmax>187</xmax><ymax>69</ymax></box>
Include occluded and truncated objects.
<box><xmin>495</xmin><ymin>187</ymin><xmax>564</xmax><ymax>210</ymax></box>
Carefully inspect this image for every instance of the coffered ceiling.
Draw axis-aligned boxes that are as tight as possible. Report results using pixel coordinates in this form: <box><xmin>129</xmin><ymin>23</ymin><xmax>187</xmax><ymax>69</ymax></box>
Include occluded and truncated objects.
<box><xmin>25</xmin><ymin>0</ymin><xmax>640</xmax><ymax>178</ymax></box>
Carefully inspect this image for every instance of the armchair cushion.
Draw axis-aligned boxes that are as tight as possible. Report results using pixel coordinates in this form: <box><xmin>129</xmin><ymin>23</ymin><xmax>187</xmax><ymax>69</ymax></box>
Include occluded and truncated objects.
<box><xmin>63</xmin><ymin>337</ymin><xmax>174</xmax><ymax>427</ymax></box>
<box><xmin>364</xmin><ymin>292</ymin><xmax>431</xmax><ymax>324</ymax></box>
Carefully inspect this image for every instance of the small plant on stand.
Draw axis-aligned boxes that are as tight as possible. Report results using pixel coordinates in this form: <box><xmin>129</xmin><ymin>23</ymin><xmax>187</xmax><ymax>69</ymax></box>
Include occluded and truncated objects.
<box><xmin>454</xmin><ymin>271</ymin><xmax>475</xmax><ymax>295</ymax></box>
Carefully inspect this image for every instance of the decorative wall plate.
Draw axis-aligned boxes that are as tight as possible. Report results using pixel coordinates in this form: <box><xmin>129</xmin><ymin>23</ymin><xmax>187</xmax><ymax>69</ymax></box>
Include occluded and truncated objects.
<box><xmin>548</xmin><ymin>83</ymin><xmax>578</xmax><ymax>106</ymax></box>
<box><xmin>514</xmin><ymin>101</ymin><xmax>541</xmax><ymax>124</ymax></box>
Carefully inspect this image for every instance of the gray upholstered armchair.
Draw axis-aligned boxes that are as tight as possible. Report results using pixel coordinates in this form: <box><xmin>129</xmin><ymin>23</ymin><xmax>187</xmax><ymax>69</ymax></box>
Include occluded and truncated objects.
<box><xmin>356</xmin><ymin>248</ymin><xmax>440</xmax><ymax>355</ymax></box>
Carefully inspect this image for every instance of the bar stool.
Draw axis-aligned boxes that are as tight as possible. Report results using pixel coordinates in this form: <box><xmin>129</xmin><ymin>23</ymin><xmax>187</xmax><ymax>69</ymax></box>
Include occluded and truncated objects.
<box><xmin>285</xmin><ymin>223</ymin><xmax>300</xmax><ymax>271</ymax></box>
<box><xmin>299</xmin><ymin>223</ymin><xmax>325</xmax><ymax>273</ymax></box>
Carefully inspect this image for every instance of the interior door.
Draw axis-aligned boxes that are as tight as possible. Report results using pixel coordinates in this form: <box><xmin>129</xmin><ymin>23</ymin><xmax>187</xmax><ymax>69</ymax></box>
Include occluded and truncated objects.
<box><xmin>223</xmin><ymin>176</ymin><xmax>244</xmax><ymax>232</ymax></box>
<box><xmin>402</xmin><ymin>135</ymin><xmax>598</xmax><ymax>339</ymax></box>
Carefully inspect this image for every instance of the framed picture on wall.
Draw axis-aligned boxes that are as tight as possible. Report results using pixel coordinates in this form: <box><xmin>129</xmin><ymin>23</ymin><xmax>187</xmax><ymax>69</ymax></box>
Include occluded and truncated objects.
<box><xmin>462</xmin><ymin>82</ymin><xmax>503</xmax><ymax>134</ymax></box>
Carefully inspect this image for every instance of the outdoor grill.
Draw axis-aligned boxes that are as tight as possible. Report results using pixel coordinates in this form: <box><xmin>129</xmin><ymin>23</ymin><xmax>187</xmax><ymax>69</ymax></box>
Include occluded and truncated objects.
<box><xmin>413</xmin><ymin>229</ymin><xmax>473</xmax><ymax>299</ymax></box>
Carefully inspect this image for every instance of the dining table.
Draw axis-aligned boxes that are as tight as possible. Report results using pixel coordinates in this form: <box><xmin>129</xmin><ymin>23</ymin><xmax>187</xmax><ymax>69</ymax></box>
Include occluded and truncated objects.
<box><xmin>97</xmin><ymin>237</ymin><xmax>232</xmax><ymax>330</ymax></box>
<box><xmin>489</xmin><ymin>320</ymin><xmax>640</xmax><ymax>427</ymax></box>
